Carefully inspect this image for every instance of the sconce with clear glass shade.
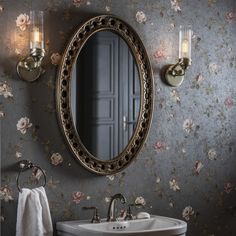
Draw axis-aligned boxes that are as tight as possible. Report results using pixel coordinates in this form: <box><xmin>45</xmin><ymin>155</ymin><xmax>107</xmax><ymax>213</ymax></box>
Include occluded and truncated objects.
<box><xmin>165</xmin><ymin>25</ymin><xmax>192</xmax><ymax>87</ymax></box>
<box><xmin>30</xmin><ymin>11</ymin><xmax>45</xmax><ymax>53</ymax></box>
<box><xmin>179</xmin><ymin>25</ymin><xmax>192</xmax><ymax>62</ymax></box>
<box><xmin>17</xmin><ymin>11</ymin><xmax>45</xmax><ymax>82</ymax></box>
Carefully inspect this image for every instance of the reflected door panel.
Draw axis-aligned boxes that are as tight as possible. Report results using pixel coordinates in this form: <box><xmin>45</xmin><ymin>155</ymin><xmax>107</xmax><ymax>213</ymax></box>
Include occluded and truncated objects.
<box><xmin>71</xmin><ymin>31</ymin><xmax>140</xmax><ymax>160</ymax></box>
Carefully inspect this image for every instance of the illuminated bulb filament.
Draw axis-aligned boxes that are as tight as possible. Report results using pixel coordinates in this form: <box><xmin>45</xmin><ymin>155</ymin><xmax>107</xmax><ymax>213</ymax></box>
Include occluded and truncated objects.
<box><xmin>182</xmin><ymin>39</ymin><xmax>189</xmax><ymax>57</ymax></box>
<box><xmin>33</xmin><ymin>27</ymin><xmax>40</xmax><ymax>43</ymax></box>
<box><xmin>31</xmin><ymin>27</ymin><xmax>42</xmax><ymax>50</ymax></box>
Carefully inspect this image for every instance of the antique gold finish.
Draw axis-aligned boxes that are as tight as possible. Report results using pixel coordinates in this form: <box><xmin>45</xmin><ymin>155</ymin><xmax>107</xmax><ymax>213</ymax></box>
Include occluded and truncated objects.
<box><xmin>165</xmin><ymin>58</ymin><xmax>191</xmax><ymax>87</ymax></box>
<box><xmin>17</xmin><ymin>49</ymin><xmax>45</xmax><ymax>82</ymax></box>
<box><xmin>56</xmin><ymin>15</ymin><xmax>154</xmax><ymax>175</ymax></box>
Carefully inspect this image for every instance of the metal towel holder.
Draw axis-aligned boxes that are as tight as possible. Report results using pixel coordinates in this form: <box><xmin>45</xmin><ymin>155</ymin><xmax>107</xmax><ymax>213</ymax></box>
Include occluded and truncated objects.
<box><xmin>16</xmin><ymin>160</ymin><xmax>46</xmax><ymax>192</ymax></box>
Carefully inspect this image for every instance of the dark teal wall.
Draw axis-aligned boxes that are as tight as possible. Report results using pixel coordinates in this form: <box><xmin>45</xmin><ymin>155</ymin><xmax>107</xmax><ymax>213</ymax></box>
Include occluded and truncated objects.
<box><xmin>1</xmin><ymin>0</ymin><xmax>236</xmax><ymax>235</ymax></box>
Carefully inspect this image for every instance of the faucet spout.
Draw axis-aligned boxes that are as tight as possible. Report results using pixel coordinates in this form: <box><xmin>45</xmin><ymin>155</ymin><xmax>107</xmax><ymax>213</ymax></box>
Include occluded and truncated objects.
<box><xmin>107</xmin><ymin>193</ymin><xmax>126</xmax><ymax>222</ymax></box>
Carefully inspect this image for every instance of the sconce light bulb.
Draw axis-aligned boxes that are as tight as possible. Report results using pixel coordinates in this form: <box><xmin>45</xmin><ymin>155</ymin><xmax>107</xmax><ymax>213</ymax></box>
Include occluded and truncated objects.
<box><xmin>31</xmin><ymin>26</ymin><xmax>42</xmax><ymax>50</ymax></box>
<box><xmin>182</xmin><ymin>39</ymin><xmax>189</xmax><ymax>56</ymax></box>
<box><xmin>33</xmin><ymin>27</ymin><xmax>40</xmax><ymax>42</ymax></box>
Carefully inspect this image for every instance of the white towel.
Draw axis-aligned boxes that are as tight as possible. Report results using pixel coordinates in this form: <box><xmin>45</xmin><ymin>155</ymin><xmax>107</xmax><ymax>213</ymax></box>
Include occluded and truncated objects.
<box><xmin>16</xmin><ymin>186</ymin><xmax>53</xmax><ymax>236</ymax></box>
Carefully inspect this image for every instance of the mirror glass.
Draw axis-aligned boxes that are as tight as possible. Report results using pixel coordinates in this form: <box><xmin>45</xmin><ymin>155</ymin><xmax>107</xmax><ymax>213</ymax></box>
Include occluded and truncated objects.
<box><xmin>71</xmin><ymin>31</ymin><xmax>140</xmax><ymax>161</ymax></box>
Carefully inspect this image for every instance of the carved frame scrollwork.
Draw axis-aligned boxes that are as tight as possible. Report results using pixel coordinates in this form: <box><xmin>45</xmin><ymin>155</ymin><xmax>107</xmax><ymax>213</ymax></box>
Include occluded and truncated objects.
<box><xmin>56</xmin><ymin>15</ymin><xmax>154</xmax><ymax>175</ymax></box>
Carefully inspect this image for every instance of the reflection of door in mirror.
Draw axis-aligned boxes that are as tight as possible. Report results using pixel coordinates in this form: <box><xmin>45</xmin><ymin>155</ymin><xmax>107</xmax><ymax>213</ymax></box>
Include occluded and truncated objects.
<box><xmin>71</xmin><ymin>31</ymin><xmax>140</xmax><ymax>161</ymax></box>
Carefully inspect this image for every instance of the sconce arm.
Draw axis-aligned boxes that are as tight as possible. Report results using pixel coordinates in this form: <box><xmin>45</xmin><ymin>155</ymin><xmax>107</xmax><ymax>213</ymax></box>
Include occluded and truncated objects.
<box><xmin>170</xmin><ymin>58</ymin><xmax>191</xmax><ymax>77</ymax></box>
<box><xmin>165</xmin><ymin>57</ymin><xmax>192</xmax><ymax>87</ymax></box>
<box><xmin>17</xmin><ymin>48</ymin><xmax>45</xmax><ymax>82</ymax></box>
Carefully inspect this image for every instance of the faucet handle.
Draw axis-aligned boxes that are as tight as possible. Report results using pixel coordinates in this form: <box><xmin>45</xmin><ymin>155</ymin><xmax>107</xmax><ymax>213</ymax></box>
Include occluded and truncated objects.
<box><xmin>82</xmin><ymin>206</ymin><xmax>100</xmax><ymax>223</ymax></box>
<box><xmin>124</xmin><ymin>203</ymin><xmax>144</xmax><ymax>221</ymax></box>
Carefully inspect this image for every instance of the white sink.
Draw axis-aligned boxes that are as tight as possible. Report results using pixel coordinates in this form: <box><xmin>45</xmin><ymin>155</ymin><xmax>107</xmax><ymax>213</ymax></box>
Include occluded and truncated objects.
<box><xmin>57</xmin><ymin>215</ymin><xmax>187</xmax><ymax>236</ymax></box>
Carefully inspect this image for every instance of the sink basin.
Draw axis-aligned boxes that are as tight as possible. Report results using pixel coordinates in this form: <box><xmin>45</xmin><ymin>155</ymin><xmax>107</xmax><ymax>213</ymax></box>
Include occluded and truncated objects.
<box><xmin>57</xmin><ymin>215</ymin><xmax>187</xmax><ymax>236</ymax></box>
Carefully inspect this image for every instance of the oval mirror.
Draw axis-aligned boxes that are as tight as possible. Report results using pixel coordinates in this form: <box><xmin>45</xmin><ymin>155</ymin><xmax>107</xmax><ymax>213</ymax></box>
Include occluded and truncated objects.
<box><xmin>56</xmin><ymin>15</ymin><xmax>154</xmax><ymax>175</ymax></box>
<box><xmin>71</xmin><ymin>31</ymin><xmax>140</xmax><ymax>160</ymax></box>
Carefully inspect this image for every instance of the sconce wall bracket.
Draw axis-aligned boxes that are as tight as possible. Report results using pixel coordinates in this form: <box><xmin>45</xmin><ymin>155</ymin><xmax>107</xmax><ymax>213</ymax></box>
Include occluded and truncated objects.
<box><xmin>165</xmin><ymin>58</ymin><xmax>191</xmax><ymax>87</ymax></box>
<box><xmin>16</xmin><ymin>49</ymin><xmax>45</xmax><ymax>82</ymax></box>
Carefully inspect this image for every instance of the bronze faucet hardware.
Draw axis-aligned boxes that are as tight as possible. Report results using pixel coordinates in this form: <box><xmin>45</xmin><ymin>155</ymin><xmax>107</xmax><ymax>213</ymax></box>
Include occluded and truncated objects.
<box><xmin>124</xmin><ymin>203</ymin><xmax>143</xmax><ymax>221</ymax></box>
<box><xmin>82</xmin><ymin>206</ymin><xmax>100</xmax><ymax>223</ymax></box>
<box><xmin>107</xmin><ymin>193</ymin><xmax>126</xmax><ymax>222</ymax></box>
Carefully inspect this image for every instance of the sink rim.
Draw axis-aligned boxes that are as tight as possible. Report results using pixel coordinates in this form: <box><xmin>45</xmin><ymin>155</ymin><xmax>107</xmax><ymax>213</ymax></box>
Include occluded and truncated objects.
<box><xmin>57</xmin><ymin>215</ymin><xmax>187</xmax><ymax>235</ymax></box>
<box><xmin>79</xmin><ymin>216</ymin><xmax>187</xmax><ymax>234</ymax></box>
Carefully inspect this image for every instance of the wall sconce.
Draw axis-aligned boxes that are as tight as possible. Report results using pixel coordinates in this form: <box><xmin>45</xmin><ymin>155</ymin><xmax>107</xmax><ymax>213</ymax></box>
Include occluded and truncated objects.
<box><xmin>17</xmin><ymin>11</ymin><xmax>45</xmax><ymax>82</ymax></box>
<box><xmin>165</xmin><ymin>25</ymin><xmax>192</xmax><ymax>87</ymax></box>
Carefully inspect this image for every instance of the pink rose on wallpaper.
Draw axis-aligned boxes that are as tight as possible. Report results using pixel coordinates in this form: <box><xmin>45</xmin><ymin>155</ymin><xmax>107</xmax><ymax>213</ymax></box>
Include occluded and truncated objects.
<box><xmin>154</xmin><ymin>141</ymin><xmax>166</xmax><ymax>152</ymax></box>
<box><xmin>171</xmin><ymin>0</ymin><xmax>181</xmax><ymax>12</ymax></box>
<box><xmin>182</xmin><ymin>206</ymin><xmax>194</xmax><ymax>221</ymax></box>
<box><xmin>208</xmin><ymin>148</ymin><xmax>217</xmax><ymax>161</ymax></box>
<box><xmin>0</xmin><ymin>81</ymin><xmax>13</xmax><ymax>98</ymax></box>
<box><xmin>225</xmin><ymin>12</ymin><xmax>235</xmax><ymax>23</ymax></box>
<box><xmin>50</xmin><ymin>153</ymin><xmax>63</xmax><ymax>166</ymax></box>
<box><xmin>224</xmin><ymin>182</ymin><xmax>234</xmax><ymax>194</ymax></box>
<box><xmin>153</xmin><ymin>48</ymin><xmax>167</xmax><ymax>60</ymax></box>
<box><xmin>224</xmin><ymin>97</ymin><xmax>234</xmax><ymax>108</ymax></box>
<box><xmin>16</xmin><ymin>117</ymin><xmax>32</xmax><ymax>134</ymax></box>
<box><xmin>72</xmin><ymin>0</ymin><xmax>86</xmax><ymax>8</ymax></box>
<box><xmin>136</xmin><ymin>11</ymin><xmax>147</xmax><ymax>24</ymax></box>
<box><xmin>0</xmin><ymin>186</ymin><xmax>14</xmax><ymax>202</ymax></box>
<box><xmin>16</xmin><ymin>13</ymin><xmax>30</xmax><ymax>31</ymax></box>
<box><xmin>50</xmin><ymin>53</ymin><xmax>62</xmax><ymax>66</ymax></box>
<box><xmin>72</xmin><ymin>191</ymin><xmax>85</xmax><ymax>204</ymax></box>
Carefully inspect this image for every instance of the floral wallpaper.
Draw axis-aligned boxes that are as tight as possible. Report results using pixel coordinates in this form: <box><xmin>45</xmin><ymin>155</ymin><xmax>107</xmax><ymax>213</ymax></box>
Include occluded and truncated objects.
<box><xmin>1</xmin><ymin>0</ymin><xmax>236</xmax><ymax>235</ymax></box>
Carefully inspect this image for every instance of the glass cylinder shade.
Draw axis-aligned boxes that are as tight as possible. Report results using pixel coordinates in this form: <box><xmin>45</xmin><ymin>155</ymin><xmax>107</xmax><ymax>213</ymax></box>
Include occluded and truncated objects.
<box><xmin>29</xmin><ymin>11</ymin><xmax>44</xmax><ymax>51</ymax></box>
<box><xmin>178</xmin><ymin>25</ymin><xmax>192</xmax><ymax>60</ymax></box>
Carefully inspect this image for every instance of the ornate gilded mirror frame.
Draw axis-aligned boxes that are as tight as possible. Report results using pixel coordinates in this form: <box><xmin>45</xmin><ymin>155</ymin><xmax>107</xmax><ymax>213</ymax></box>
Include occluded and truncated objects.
<box><xmin>56</xmin><ymin>15</ymin><xmax>154</xmax><ymax>175</ymax></box>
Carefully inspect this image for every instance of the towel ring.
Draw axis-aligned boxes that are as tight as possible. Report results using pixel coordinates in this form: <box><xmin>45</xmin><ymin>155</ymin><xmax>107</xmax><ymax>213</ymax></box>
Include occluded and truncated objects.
<box><xmin>16</xmin><ymin>160</ymin><xmax>47</xmax><ymax>192</ymax></box>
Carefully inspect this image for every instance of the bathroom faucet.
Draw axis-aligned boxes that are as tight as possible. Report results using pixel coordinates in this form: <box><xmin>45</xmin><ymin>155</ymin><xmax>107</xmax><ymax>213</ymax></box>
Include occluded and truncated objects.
<box><xmin>107</xmin><ymin>193</ymin><xmax>126</xmax><ymax>222</ymax></box>
<box><xmin>82</xmin><ymin>206</ymin><xmax>100</xmax><ymax>223</ymax></box>
<box><xmin>124</xmin><ymin>203</ymin><xmax>143</xmax><ymax>220</ymax></box>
